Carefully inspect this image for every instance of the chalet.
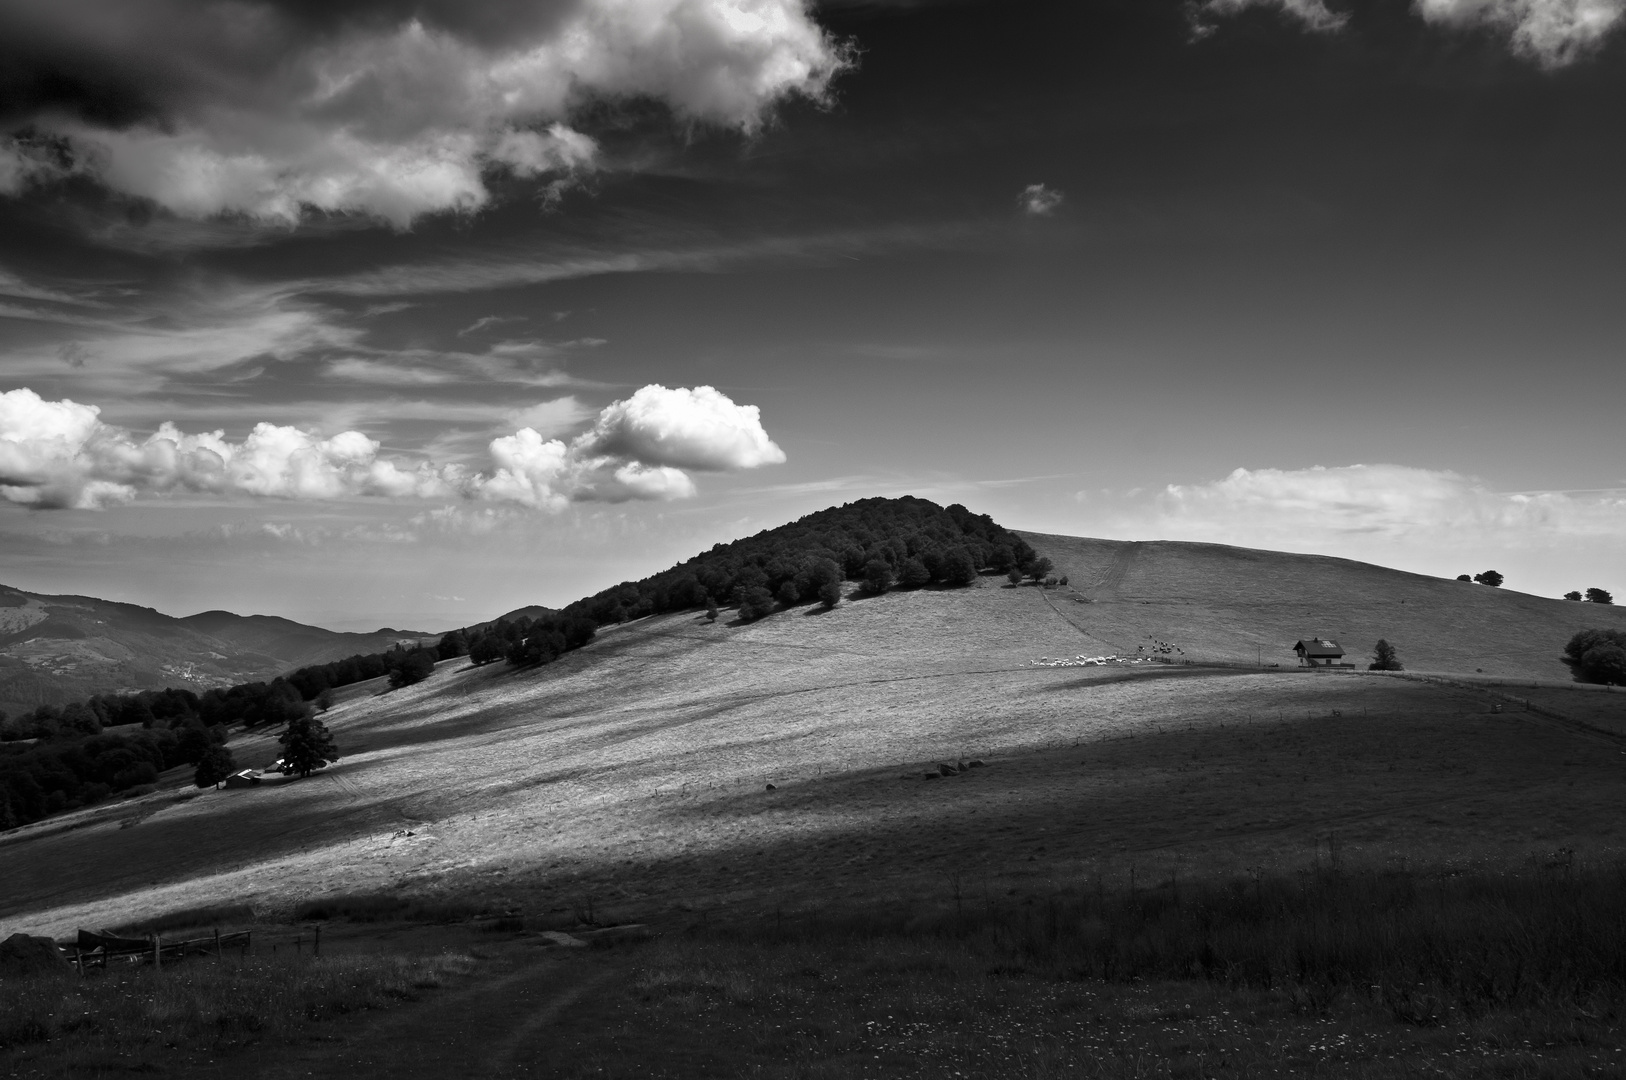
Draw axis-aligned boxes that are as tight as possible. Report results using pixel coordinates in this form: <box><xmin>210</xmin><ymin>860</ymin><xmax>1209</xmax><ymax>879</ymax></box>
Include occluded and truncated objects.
<box><xmin>1293</xmin><ymin>638</ymin><xmax>1345</xmax><ymax>667</ymax></box>
<box><xmin>223</xmin><ymin>770</ymin><xmax>262</xmax><ymax>789</ymax></box>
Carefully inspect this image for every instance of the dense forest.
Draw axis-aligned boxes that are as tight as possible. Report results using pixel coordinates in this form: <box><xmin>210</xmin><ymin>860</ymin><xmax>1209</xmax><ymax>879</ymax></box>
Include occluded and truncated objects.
<box><xmin>0</xmin><ymin>497</ymin><xmax>1032</xmax><ymax>830</ymax></box>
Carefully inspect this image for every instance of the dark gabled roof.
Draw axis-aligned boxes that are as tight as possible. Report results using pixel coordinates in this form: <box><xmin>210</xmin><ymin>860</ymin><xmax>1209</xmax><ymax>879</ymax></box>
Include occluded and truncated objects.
<box><xmin>1294</xmin><ymin>638</ymin><xmax>1344</xmax><ymax>656</ymax></box>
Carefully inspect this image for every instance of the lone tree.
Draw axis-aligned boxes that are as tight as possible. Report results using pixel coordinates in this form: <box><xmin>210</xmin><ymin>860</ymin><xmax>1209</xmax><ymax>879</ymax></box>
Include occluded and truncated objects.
<box><xmin>1564</xmin><ymin>591</ymin><xmax>1584</xmax><ymax>601</ymax></box>
<box><xmin>1369</xmin><ymin>639</ymin><xmax>1403</xmax><ymax>671</ymax></box>
<box><xmin>1025</xmin><ymin>556</ymin><xmax>1054</xmax><ymax>584</ymax></box>
<box><xmin>279</xmin><ymin>714</ymin><xmax>339</xmax><ymax>778</ymax></box>
<box><xmin>1473</xmin><ymin>570</ymin><xmax>1504</xmax><ymax>588</ymax></box>
<box><xmin>193</xmin><ymin>743</ymin><xmax>237</xmax><ymax>789</ymax></box>
<box><xmin>705</xmin><ymin>595</ymin><xmax>719</xmax><ymax>622</ymax></box>
<box><xmin>1585</xmin><ymin>587</ymin><xmax>1614</xmax><ymax>605</ymax></box>
<box><xmin>1456</xmin><ymin>574</ymin><xmax>1472</xmax><ymax>581</ymax></box>
<box><xmin>818</xmin><ymin>580</ymin><xmax>842</xmax><ymax>609</ymax></box>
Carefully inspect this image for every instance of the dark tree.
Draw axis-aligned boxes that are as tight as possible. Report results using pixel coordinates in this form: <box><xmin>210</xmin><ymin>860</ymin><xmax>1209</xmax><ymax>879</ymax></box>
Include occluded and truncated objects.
<box><xmin>897</xmin><ymin>557</ymin><xmax>931</xmax><ymax>590</ymax></box>
<box><xmin>1562</xmin><ymin>629</ymin><xmax>1626</xmax><ymax>685</ymax></box>
<box><xmin>1585</xmin><ymin>588</ymin><xmax>1614</xmax><ymax>605</ymax></box>
<box><xmin>436</xmin><ymin>629</ymin><xmax>469</xmax><ymax>660</ymax></box>
<box><xmin>736</xmin><ymin>585</ymin><xmax>776</xmax><ymax>622</ymax></box>
<box><xmin>314</xmin><ymin>689</ymin><xmax>335</xmax><ymax>713</ymax></box>
<box><xmin>1025</xmin><ymin>556</ymin><xmax>1054</xmax><ymax>583</ymax></box>
<box><xmin>194</xmin><ymin>743</ymin><xmax>237</xmax><ymax>788</ymax></box>
<box><xmin>1369</xmin><ymin>639</ymin><xmax>1403</xmax><ymax>671</ymax></box>
<box><xmin>468</xmin><ymin>632</ymin><xmax>505</xmax><ymax>665</ymax></box>
<box><xmin>1456</xmin><ymin>575</ymin><xmax>1472</xmax><ymax>581</ymax></box>
<box><xmin>937</xmin><ymin>547</ymin><xmax>977</xmax><ymax>587</ymax></box>
<box><xmin>777</xmin><ymin>580</ymin><xmax>801</xmax><ymax>606</ymax></box>
<box><xmin>705</xmin><ymin>595</ymin><xmax>719</xmax><ymax>622</ymax></box>
<box><xmin>1564</xmin><ymin>591</ymin><xmax>1584</xmax><ymax>601</ymax></box>
<box><xmin>1006</xmin><ymin>567</ymin><xmax>1024</xmax><ymax>585</ymax></box>
<box><xmin>279</xmin><ymin>714</ymin><xmax>338</xmax><ymax>778</ymax></box>
<box><xmin>818</xmin><ymin>580</ymin><xmax>842</xmax><ymax>608</ymax></box>
<box><xmin>388</xmin><ymin>649</ymin><xmax>437</xmax><ymax>688</ymax></box>
<box><xmin>862</xmin><ymin>558</ymin><xmax>893</xmax><ymax>595</ymax></box>
<box><xmin>1473</xmin><ymin>570</ymin><xmax>1504</xmax><ymax>587</ymax></box>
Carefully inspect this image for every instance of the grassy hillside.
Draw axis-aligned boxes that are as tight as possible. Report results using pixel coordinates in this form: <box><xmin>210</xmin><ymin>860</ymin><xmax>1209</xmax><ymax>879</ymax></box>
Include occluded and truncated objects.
<box><xmin>0</xmin><ymin>583</ymin><xmax>432</xmax><ymax>716</ymax></box>
<box><xmin>3</xmin><ymin>554</ymin><xmax>1622</xmax><ymax>939</ymax></box>
<box><xmin>1022</xmin><ymin>532</ymin><xmax>1626</xmax><ymax>681</ymax></box>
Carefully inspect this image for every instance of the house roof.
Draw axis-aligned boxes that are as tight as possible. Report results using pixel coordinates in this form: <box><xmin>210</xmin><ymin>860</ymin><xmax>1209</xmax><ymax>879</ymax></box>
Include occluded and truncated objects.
<box><xmin>1294</xmin><ymin>638</ymin><xmax>1344</xmax><ymax>656</ymax></box>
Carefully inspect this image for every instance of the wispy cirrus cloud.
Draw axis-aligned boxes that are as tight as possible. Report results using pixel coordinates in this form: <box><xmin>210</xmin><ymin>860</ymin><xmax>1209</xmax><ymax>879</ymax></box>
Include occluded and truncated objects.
<box><xmin>0</xmin><ymin>383</ymin><xmax>785</xmax><ymax>510</ymax></box>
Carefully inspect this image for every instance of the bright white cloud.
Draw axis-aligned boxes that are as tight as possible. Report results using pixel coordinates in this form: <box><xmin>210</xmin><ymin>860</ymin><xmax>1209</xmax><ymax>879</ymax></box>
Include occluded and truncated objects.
<box><xmin>1415</xmin><ymin>0</ymin><xmax>1624</xmax><ymax>66</ymax></box>
<box><xmin>1</xmin><ymin>0</ymin><xmax>849</xmax><ymax>225</ymax></box>
<box><xmin>576</xmin><ymin>383</ymin><xmax>787</xmax><ymax>471</ymax></box>
<box><xmin>1018</xmin><ymin>183</ymin><xmax>1064</xmax><ymax>217</ymax></box>
<box><xmin>0</xmin><ymin>383</ymin><xmax>783</xmax><ymax>510</ymax></box>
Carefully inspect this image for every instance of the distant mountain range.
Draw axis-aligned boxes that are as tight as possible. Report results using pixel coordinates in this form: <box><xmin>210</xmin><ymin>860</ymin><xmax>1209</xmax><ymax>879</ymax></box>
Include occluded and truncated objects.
<box><xmin>0</xmin><ymin>583</ymin><xmax>437</xmax><ymax>716</ymax></box>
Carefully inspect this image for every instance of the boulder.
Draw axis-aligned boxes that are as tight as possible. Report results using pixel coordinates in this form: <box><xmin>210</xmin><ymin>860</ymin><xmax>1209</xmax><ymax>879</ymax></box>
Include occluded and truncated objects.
<box><xmin>537</xmin><ymin>930</ymin><xmax>587</xmax><ymax>948</ymax></box>
<box><xmin>937</xmin><ymin>764</ymin><xmax>957</xmax><ymax>777</ymax></box>
<box><xmin>967</xmin><ymin>760</ymin><xmax>986</xmax><ymax>769</ymax></box>
<box><xmin>0</xmin><ymin>933</ymin><xmax>72</xmax><ymax>978</ymax></box>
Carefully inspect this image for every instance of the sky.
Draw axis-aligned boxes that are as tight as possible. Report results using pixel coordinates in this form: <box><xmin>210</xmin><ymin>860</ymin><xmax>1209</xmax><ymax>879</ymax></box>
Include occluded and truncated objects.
<box><xmin>0</xmin><ymin>0</ymin><xmax>1622</xmax><ymax>630</ymax></box>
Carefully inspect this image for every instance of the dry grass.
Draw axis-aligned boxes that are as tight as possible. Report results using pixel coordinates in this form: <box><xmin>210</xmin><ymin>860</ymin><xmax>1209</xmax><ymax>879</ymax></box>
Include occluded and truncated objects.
<box><xmin>1022</xmin><ymin>531</ymin><xmax>1626</xmax><ymax>681</ymax></box>
<box><xmin>2</xmin><ymin>556</ymin><xmax>1623</xmax><ymax>946</ymax></box>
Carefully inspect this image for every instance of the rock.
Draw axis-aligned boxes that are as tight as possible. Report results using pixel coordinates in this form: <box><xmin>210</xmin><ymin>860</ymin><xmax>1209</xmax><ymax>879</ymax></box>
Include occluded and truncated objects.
<box><xmin>0</xmin><ymin>933</ymin><xmax>72</xmax><ymax>978</ymax></box>
<box><xmin>937</xmin><ymin>763</ymin><xmax>957</xmax><ymax>777</ymax></box>
<box><xmin>968</xmin><ymin>760</ymin><xmax>985</xmax><ymax>768</ymax></box>
<box><xmin>537</xmin><ymin>930</ymin><xmax>587</xmax><ymax>948</ymax></box>
<box><xmin>765</xmin><ymin>783</ymin><xmax>776</xmax><ymax>791</ymax></box>
<box><xmin>922</xmin><ymin>772</ymin><xmax>939</xmax><ymax>780</ymax></box>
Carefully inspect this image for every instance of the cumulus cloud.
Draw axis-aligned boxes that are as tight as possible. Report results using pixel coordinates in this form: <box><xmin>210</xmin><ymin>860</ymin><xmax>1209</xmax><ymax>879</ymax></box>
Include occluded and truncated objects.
<box><xmin>0</xmin><ymin>0</ymin><xmax>850</xmax><ymax>225</ymax></box>
<box><xmin>1018</xmin><ymin>183</ymin><xmax>1064</xmax><ymax>217</ymax></box>
<box><xmin>0</xmin><ymin>383</ymin><xmax>783</xmax><ymax>510</ymax></box>
<box><xmin>1415</xmin><ymin>0</ymin><xmax>1624</xmax><ymax>66</ymax></box>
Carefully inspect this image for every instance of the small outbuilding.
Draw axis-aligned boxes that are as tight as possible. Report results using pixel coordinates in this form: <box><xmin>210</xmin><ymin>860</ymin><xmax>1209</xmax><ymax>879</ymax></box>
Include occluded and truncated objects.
<box><xmin>1293</xmin><ymin>638</ymin><xmax>1346</xmax><ymax>667</ymax></box>
<box><xmin>223</xmin><ymin>770</ymin><xmax>262</xmax><ymax>789</ymax></box>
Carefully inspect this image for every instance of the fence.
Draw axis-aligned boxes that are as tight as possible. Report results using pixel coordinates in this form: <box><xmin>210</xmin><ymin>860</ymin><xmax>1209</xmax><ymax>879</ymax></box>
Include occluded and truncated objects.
<box><xmin>67</xmin><ymin>929</ymin><xmax>257</xmax><ymax>974</ymax></box>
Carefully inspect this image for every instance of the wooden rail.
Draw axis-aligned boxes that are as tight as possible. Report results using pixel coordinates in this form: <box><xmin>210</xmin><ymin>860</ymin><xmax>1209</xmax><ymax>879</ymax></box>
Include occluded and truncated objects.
<box><xmin>68</xmin><ymin>930</ymin><xmax>253</xmax><ymax>973</ymax></box>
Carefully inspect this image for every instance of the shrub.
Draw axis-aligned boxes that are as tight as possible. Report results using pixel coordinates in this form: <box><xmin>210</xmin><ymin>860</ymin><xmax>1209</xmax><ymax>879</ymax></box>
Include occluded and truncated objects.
<box><xmin>1025</xmin><ymin>556</ymin><xmax>1054</xmax><ymax>583</ymax></box>
<box><xmin>1585</xmin><ymin>587</ymin><xmax>1614</xmax><ymax>605</ymax></box>
<box><xmin>1473</xmin><ymin>570</ymin><xmax>1504</xmax><ymax>587</ymax></box>
<box><xmin>1565</xmin><ymin>591</ymin><xmax>1583</xmax><ymax>601</ymax></box>
<box><xmin>776</xmin><ymin>580</ymin><xmax>801</xmax><ymax>606</ymax></box>
<box><xmin>1006</xmin><ymin>567</ymin><xmax>1024</xmax><ymax>585</ymax></box>
<box><xmin>818</xmin><ymin>580</ymin><xmax>842</xmax><ymax>609</ymax></box>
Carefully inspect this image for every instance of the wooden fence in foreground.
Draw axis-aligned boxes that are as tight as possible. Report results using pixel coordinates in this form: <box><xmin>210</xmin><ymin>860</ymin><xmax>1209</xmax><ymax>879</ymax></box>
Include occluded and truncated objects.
<box><xmin>68</xmin><ymin>929</ymin><xmax>256</xmax><ymax>974</ymax></box>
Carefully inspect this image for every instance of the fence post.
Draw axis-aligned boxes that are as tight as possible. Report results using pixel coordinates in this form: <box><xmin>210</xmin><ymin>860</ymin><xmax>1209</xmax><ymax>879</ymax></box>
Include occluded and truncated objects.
<box><xmin>214</xmin><ymin>928</ymin><xmax>222</xmax><ymax>959</ymax></box>
<box><xmin>314</xmin><ymin>925</ymin><xmax>321</xmax><ymax>958</ymax></box>
<box><xmin>151</xmin><ymin>934</ymin><xmax>161</xmax><ymax>972</ymax></box>
<box><xmin>73</xmin><ymin>946</ymin><xmax>83</xmax><ymax>977</ymax></box>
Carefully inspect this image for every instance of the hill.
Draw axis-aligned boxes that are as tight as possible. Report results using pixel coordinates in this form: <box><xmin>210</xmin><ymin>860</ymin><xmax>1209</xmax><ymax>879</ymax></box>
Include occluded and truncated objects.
<box><xmin>2</xmin><ymin>517</ymin><xmax>1623</xmax><ymax>938</ymax></box>
<box><xmin>1020</xmin><ymin>533</ymin><xmax>1626</xmax><ymax>681</ymax></box>
<box><xmin>0</xmin><ymin>584</ymin><xmax>434</xmax><ymax>718</ymax></box>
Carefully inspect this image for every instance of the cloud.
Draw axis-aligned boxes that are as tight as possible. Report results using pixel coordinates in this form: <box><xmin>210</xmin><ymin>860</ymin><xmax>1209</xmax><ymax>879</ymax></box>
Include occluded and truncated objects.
<box><xmin>575</xmin><ymin>384</ymin><xmax>787</xmax><ymax>471</ymax></box>
<box><xmin>0</xmin><ymin>0</ymin><xmax>850</xmax><ymax>225</ymax></box>
<box><xmin>1018</xmin><ymin>183</ymin><xmax>1064</xmax><ymax>217</ymax></box>
<box><xmin>0</xmin><ymin>387</ymin><xmax>458</xmax><ymax>508</ymax></box>
<box><xmin>0</xmin><ymin>383</ymin><xmax>784</xmax><ymax>510</ymax></box>
<box><xmin>1192</xmin><ymin>0</ymin><xmax>1623</xmax><ymax>62</ymax></box>
<box><xmin>1415</xmin><ymin>0</ymin><xmax>1625</xmax><ymax>67</ymax></box>
<box><xmin>1188</xmin><ymin>0</ymin><xmax>1349</xmax><ymax>38</ymax></box>
<box><xmin>1144</xmin><ymin>464</ymin><xmax>1626</xmax><ymax>545</ymax></box>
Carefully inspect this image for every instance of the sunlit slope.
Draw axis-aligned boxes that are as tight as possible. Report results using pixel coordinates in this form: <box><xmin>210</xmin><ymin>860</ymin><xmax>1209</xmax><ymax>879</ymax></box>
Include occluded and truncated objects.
<box><xmin>4</xmin><ymin>548</ymin><xmax>1622</xmax><ymax>940</ymax></box>
<box><xmin>1022</xmin><ymin>533</ymin><xmax>1626</xmax><ymax>680</ymax></box>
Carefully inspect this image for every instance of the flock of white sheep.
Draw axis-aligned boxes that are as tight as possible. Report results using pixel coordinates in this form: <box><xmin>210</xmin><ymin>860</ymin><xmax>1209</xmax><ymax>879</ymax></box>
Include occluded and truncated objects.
<box><xmin>1028</xmin><ymin>654</ymin><xmax>1146</xmax><ymax>668</ymax></box>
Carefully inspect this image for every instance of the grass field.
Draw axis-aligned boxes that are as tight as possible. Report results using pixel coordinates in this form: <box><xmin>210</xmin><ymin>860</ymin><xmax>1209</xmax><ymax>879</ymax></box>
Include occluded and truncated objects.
<box><xmin>2</xmin><ymin>536</ymin><xmax>1624</xmax><ymax>1077</ymax></box>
